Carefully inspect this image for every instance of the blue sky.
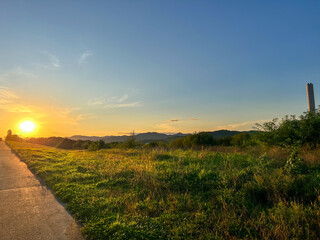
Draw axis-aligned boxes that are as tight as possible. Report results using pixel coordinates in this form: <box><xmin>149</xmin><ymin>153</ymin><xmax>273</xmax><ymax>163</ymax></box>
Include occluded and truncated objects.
<box><xmin>0</xmin><ymin>1</ymin><xmax>320</xmax><ymax>136</ymax></box>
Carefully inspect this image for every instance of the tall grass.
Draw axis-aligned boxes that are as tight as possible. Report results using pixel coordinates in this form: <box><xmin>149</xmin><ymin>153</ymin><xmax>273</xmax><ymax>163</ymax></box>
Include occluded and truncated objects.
<box><xmin>7</xmin><ymin>141</ymin><xmax>320</xmax><ymax>239</ymax></box>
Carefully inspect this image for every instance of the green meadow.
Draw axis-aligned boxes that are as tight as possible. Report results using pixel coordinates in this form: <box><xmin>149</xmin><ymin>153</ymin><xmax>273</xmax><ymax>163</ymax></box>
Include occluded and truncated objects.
<box><xmin>7</xmin><ymin>141</ymin><xmax>320</xmax><ymax>240</ymax></box>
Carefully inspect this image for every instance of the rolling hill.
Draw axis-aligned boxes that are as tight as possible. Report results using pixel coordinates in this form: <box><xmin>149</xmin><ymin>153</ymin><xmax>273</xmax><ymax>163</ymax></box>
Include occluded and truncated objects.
<box><xmin>69</xmin><ymin>130</ymin><xmax>257</xmax><ymax>143</ymax></box>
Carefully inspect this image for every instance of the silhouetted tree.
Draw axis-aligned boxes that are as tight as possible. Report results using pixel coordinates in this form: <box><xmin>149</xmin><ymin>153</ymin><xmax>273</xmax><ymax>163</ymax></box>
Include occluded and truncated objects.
<box><xmin>7</xmin><ymin>129</ymin><xmax>12</xmax><ymax>138</ymax></box>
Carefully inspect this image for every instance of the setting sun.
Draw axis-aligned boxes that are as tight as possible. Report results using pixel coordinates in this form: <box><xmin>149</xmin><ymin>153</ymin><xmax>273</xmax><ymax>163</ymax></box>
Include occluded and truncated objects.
<box><xmin>19</xmin><ymin>121</ymin><xmax>36</xmax><ymax>133</ymax></box>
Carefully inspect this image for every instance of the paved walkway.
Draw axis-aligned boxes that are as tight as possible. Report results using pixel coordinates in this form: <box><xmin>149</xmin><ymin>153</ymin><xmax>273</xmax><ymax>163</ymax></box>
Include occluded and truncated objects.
<box><xmin>0</xmin><ymin>141</ymin><xmax>84</xmax><ymax>240</ymax></box>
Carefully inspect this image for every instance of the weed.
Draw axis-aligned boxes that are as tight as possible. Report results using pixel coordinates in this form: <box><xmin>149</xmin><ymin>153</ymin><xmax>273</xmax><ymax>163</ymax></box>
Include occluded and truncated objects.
<box><xmin>7</xmin><ymin>141</ymin><xmax>320</xmax><ymax>239</ymax></box>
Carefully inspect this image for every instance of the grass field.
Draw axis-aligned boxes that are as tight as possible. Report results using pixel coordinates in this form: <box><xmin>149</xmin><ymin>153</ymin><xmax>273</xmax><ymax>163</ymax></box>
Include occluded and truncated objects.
<box><xmin>7</xmin><ymin>141</ymin><xmax>320</xmax><ymax>239</ymax></box>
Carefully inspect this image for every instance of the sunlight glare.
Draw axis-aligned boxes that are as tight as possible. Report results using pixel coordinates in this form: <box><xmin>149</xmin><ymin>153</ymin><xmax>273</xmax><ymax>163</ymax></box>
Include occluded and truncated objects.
<box><xmin>19</xmin><ymin>121</ymin><xmax>36</xmax><ymax>133</ymax></box>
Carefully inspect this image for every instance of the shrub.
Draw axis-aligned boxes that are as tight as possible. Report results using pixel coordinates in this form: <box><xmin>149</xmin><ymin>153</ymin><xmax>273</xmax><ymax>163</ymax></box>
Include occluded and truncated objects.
<box><xmin>123</xmin><ymin>136</ymin><xmax>141</xmax><ymax>149</ymax></box>
<box><xmin>169</xmin><ymin>132</ymin><xmax>216</xmax><ymax>149</ymax></box>
<box><xmin>143</xmin><ymin>141</ymin><xmax>168</xmax><ymax>149</ymax></box>
<box><xmin>231</xmin><ymin>133</ymin><xmax>255</xmax><ymax>147</ymax></box>
<box><xmin>284</xmin><ymin>146</ymin><xmax>305</xmax><ymax>174</ymax></box>
<box><xmin>255</xmin><ymin>110</ymin><xmax>320</xmax><ymax>148</ymax></box>
<box><xmin>88</xmin><ymin>140</ymin><xmax>106</xmax><ymax>151</ymax></box>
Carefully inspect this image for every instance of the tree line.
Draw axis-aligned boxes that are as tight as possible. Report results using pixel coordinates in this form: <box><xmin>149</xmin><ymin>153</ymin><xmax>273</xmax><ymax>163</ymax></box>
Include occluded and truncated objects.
<box><xmin>5</xmin><ymin>109</ymin><xmax>320</xmax><ymax>151</ymax></box>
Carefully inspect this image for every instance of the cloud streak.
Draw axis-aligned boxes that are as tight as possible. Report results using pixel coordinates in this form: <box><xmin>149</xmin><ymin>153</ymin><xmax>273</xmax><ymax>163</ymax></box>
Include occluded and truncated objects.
<box><xmin>47</xmin><ymin>52</ymin><xmax>60</xmax><ymax>68</ymax></box>
<box><xmin>0</xmin><ymin>82</ymin><xmax>89</xmax><ymax>129</ymax></box>
<box><xmin>0</xmin><ymin>86</ymin><xmax>19</xmax><ymax>100</ymax></box>
<box><xmin>216</xmin><ymin>119</ymin><xmax>269</xmax><ymax>131</ymax></box>
<box><xmin>0</xmin><ymin>71</ymin><xmax>41</xmax><ymax>114</ymax></box>
<box><xmin>78</xmin><ymin>50</ymin><xmax>93</xmax><ymax>65</ymax></box>
<box><xmin>155</xmin><ymin>123</ymin><xmax>179</xmax><ymax>133</ymax></box>
<box><xmin>88</xmin><ymin>94</ymin><xmax>142</xmax><ymax>109</ymax></box>
<box><xmin>33</xmin><ymin>52</ymin><xmax>60</xmax><ymax>69</ymax></box>
<box><xmin>105</xmin><ymin>101</ymin><xmax>142</xmax><ymax>109</ymax></box>
<box><xmin>0</xmin><ymin>86</ymin><xmax>36</xmax><ymax>114</ymax></box>
<box><xmin>0</xmin><ymin>68</ymin><xmax>38</xmax><ymax>84</ymax></box>
<box><xmin>168</xmin><ymin>118</ymin><xmax>198</xmax><ymax>122</ymax></box>
<box><xmin>88</xmin><ymin>98</ymin><xmax>104</xmax><ymax>106</ymax></box>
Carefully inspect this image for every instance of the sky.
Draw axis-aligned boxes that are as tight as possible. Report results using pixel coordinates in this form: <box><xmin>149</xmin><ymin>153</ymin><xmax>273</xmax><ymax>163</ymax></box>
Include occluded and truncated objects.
<box><xmin>1</xmin><ymin>1</ymin><xmax>320</xmax><ymax>137</ymax></box>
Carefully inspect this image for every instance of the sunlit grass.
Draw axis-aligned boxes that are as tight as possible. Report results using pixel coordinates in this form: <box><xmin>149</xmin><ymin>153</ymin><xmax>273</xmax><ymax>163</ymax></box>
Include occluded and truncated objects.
<box><xmin>7</xmin><ymin>141</ymin><xmax>320</xmax><ymax>239</ymax></box>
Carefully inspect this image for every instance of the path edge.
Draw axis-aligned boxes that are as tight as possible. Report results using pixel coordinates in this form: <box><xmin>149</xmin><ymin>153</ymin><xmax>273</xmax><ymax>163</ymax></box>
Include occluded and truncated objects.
<box><xmin>4</xmin><ymin>140</ymin><xmax>85</xmax><ymax>239</ymax></box>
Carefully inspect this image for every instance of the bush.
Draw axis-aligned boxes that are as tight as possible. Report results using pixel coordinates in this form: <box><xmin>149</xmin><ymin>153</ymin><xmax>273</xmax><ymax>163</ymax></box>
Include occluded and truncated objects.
<box><xmin>56</xmin><ymin>138</ymin><xmax>77</xmax><ymax>149</ymax></box>
<box><xmin>143</xmin><ymin>141</ymin><xmax>168</xmax><ymax>149</ymax></box>
<box><xmin>5</xmin><ymin>134</ymin><xmax>24</xmax><ymax>142</ymax></box>
<box><xmin>88</xmin><ymin>140</ymin><xmax>106</xmax><ymax>151</ymax></box>
<box><xmin>231</xmin><ymin>133</ymin><xmax>255</xmax><ymax>147</ymax></box>
<box><xmin>123</xmin><ymin>136</ymin><xmax>141</xmax><ymax>149</ymax></box>
<box><xmin>169</xmin><ymin>132</ymin><xmax>217</xmax><ymax>149</ymax></box>
<box><xmin>255</xmin><ymin>110</ymin><xmax>320</xmax><ymax>148</ymax></box>
<box><xmin>284</xmin><ymin>146</ymin><xmax>305</xmax><ymax>174</ymax></box>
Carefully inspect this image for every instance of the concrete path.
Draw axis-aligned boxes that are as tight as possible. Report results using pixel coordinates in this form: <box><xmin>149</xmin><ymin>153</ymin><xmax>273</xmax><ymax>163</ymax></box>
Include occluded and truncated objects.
<box><xmin>0</xmin><ymin>141</ymin><xmax>84</xmax><ymax>240</ymax></box>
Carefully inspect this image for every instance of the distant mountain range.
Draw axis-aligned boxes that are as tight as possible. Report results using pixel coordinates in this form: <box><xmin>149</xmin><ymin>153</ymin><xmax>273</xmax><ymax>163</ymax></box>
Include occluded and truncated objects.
<box><xmin>69</xmin><ymin>130</ymin><xmax>258</xmax><ymax>143</ymax></box>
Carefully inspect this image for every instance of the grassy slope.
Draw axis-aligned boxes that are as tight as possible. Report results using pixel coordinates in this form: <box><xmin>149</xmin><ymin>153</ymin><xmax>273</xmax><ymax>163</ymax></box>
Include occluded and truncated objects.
<box><xmin>7</xmin><ymin>141</ymin><xmax>320</xmax><ymax>240</ymax></box>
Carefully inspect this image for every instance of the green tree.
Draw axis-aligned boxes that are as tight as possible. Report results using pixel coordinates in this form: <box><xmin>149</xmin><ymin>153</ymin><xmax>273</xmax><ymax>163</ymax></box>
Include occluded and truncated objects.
<box><xmin>231</xmin><ymin>133</ymin><xmax>253</xmax><ymax>147</ymax></box>
<box><xmin>255</xmin><ymin>109</ymin><xmax>320</xmax><ymax>148</ymax></box>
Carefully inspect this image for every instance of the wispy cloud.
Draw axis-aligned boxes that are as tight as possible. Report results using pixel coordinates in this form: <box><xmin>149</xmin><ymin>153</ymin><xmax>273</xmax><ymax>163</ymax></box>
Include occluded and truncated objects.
<box><xmin>155</xmin><ymin>123</ymin><xmax>179</xmax><ymax>133</ymax></box>
<box><xmin>88</xmin><ymin>98</ymin><xmax>104</xmax><ymax>106</ymax></box>
<box><xmin>0</xmin><ymin>86</ymin><xmax>35</xmax><ymax>114</ymax></box>
<box><xmin>216</xmin><ymin>119</ymin><xmax>269</xmax><ymax>131</ymax></box>
<box><xmin>0</xmin><ymin>86</ymin><xmax>19</xmax><ymax>100</ymax></box>
<box><xmin>47</xmin><ymin>106</ymin><xmax>88</xmax><ymax>125</ymax></box>
<box><xmin>168</xmin><ymin>118</ymin><xmax>198</xmax><ymax>122</ymax></box>
<box><xmin>106</xmin><ymin>101</ymin><xmax>142</xmax><ymax>109</ymax></box>
<box><xmin>78</xmin><ymin>50</ymin><xmax>93</xmax><ymax>65</ymax></box>
<box><xmin>0</xmin><ymin>82</ymin><xmax>90</xmax><ymax>128</ymax></box>
<box><xmin>88</xmin><ymin>94</ymin><xmax>142</xmax><ymax>109</ymax></box>
<box><xmin>155</xmin><ymin>117</ymin><xmax>200</xmax><ymax>133</ymax></box>
<box><xmin>0</xmin><ymin>68</ymin><xmax>38</xmax><ymax>84</ymax></box>
<box><xmin>33</xmin><ymin>51</ymin><xmax>60</xmax><ymax>69</ymax></box>
<box><xmin>155</xmin><ymin>118</ymin><xmax>184</xmax><ymax>133</ymax></box>
<box><xmin>0</xmin><ymin>70</ymin><xmax>40</xmax><ymax>114</ymax></box>
<box><xmin>116</xmin><ymin>94</ymin><xmax>128</xmax><ymax>102</ymax></box>
<box><xmin>46</xmin><ymin>52</ymin><xmax>60</xmax><ymax>68</ymax></box>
